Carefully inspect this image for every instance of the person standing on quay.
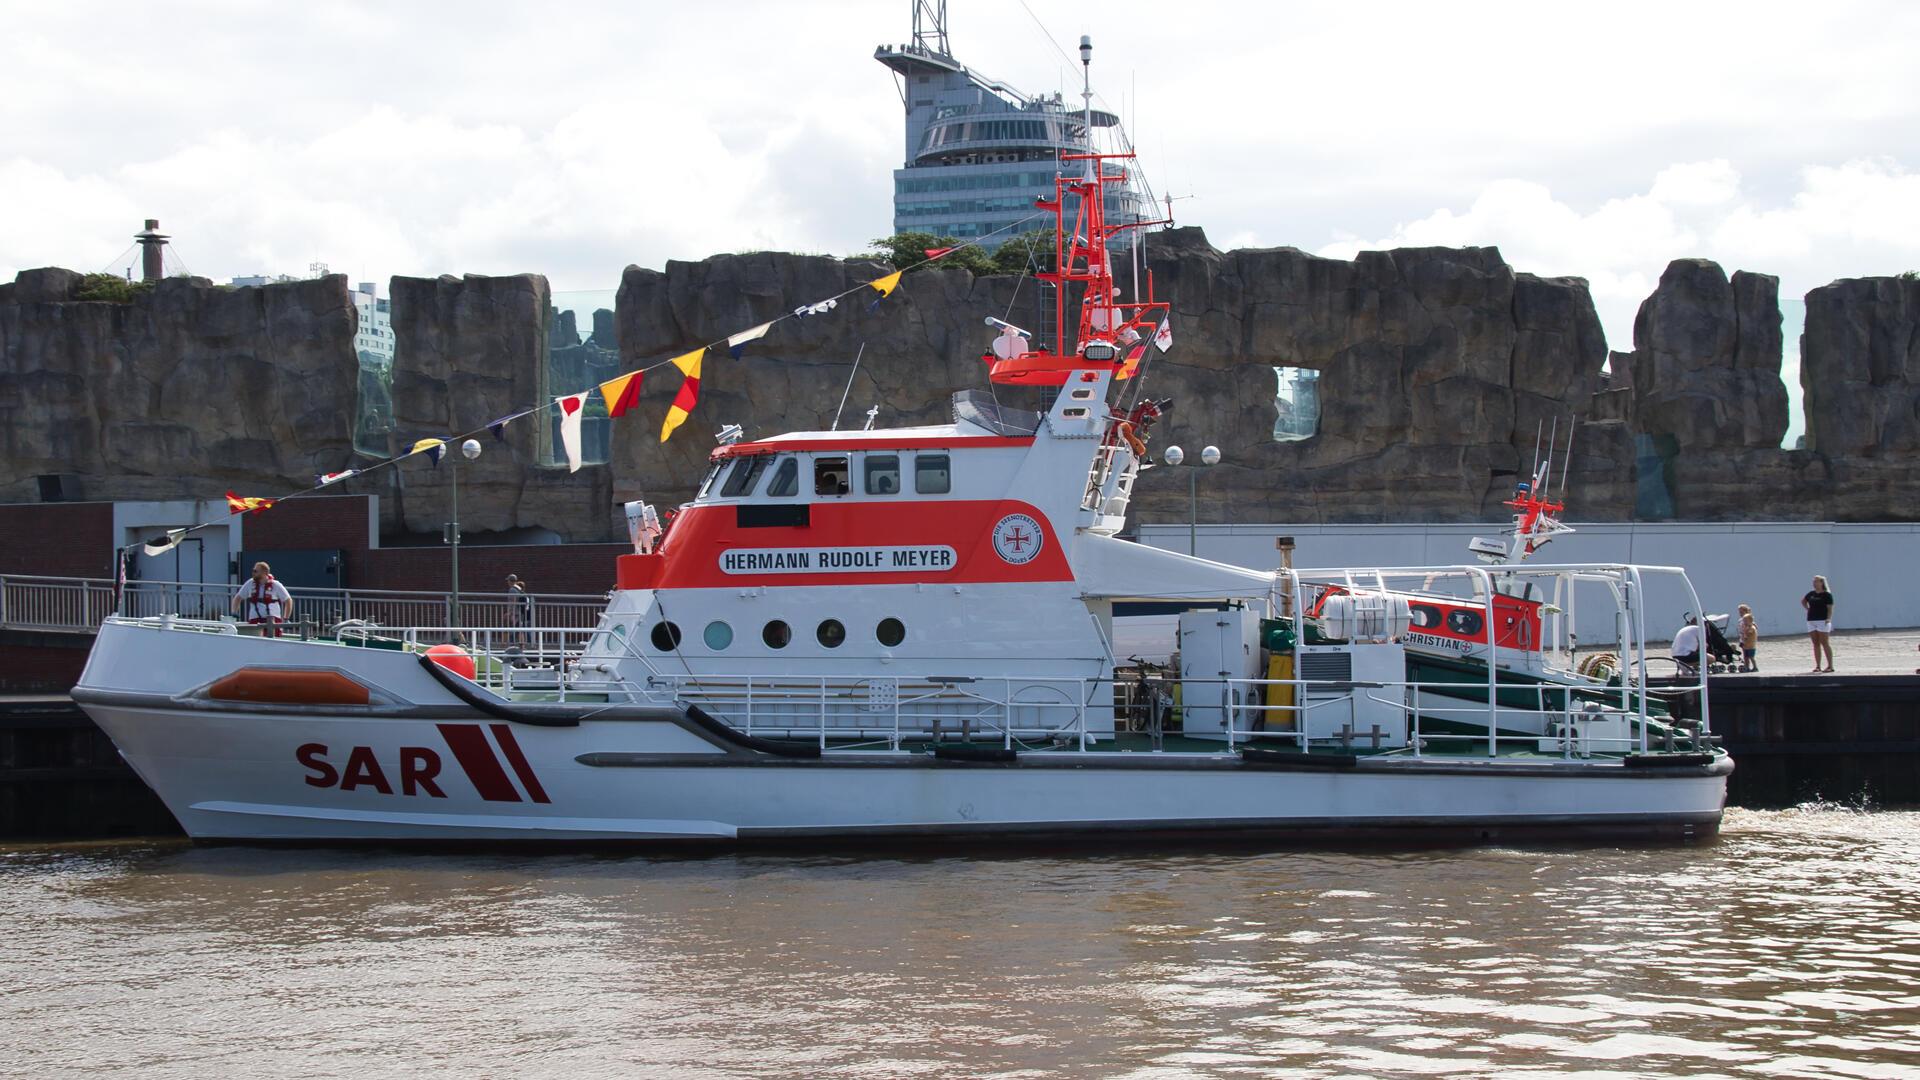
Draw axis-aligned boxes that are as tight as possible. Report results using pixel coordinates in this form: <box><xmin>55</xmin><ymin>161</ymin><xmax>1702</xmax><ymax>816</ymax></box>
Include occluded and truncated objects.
<box><xmin>506</xmin><ymin>574</ymin><xmax>533</xmax><ymax>646</ymax></box>
<box><xmin>1802</xmin><ymin>575</ymin><xmax>1835</xmax><ymax>673</ymax></box>
<box><xmin>1737</xmin><ymin>603</ymin><xmax>1759</xmax><ymax>673</ymax></box>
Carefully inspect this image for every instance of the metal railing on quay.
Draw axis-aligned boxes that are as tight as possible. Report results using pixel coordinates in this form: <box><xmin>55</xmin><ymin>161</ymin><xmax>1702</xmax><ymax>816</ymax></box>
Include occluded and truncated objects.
<box><xmin>0</xmin><ymin>575</ymin><xmax>118</xmax><ymax>633</ymax></box>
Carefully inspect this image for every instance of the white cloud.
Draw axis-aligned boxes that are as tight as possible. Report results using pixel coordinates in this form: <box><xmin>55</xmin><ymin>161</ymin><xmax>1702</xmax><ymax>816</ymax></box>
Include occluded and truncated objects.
<box><xmin>1649</xmin><ymin>160</ymin><xmax>1742</xmax><ymax>207</ymax></box>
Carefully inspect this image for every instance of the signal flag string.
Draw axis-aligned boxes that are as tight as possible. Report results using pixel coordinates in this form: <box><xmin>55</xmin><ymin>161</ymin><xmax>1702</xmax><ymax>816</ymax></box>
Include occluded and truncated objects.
<box><xmin>116</xmin><ymin>213</ymin><xmax>1052</xmax><ymax>589</ymax></box>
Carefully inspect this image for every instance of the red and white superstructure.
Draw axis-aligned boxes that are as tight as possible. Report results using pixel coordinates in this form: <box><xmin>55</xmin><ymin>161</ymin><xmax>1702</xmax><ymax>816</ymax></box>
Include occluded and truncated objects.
<box><xmin>72</xmin><ymin>91</ymin><xmax>1729</xmax><ymax>846</ymax></box>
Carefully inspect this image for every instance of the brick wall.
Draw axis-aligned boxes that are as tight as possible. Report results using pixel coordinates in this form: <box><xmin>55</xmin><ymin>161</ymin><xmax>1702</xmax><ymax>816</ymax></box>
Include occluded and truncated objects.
<box><xmin>242</xmin><ymin>495</ymin><xmax>374</xmax><ymax>555</ymax></box>
<box><xmin>353</xmin><ymin>543</ymin><xmax>628</xmax><ymax>596</ymax></box>
<box><xmin>0</xmin><ymin>504</ymin><xmax>114</xmax><ymax>577</ymax></box>
<box><xmin>0</xmin><ymin>495</ymin><xmax>626</xmax><ymax>596</ymax></box>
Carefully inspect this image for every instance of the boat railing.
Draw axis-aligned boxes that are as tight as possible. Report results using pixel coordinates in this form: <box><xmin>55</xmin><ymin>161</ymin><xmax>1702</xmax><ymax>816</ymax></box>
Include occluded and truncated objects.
<box><xmin>1205</xmin><ymin>669</ymin><xmax>1710</xmax><ymax>758</ymax></box>
<box><xmin>661</xmin><ymin>674</ymin><xmax>1101</xmax><ymax>752</ymax></box>
<box><xmin>3</xmin><ymin>573</ymin><xmax>606</xmax><ymax>635</ymax></box>
<box><xmin>1280</xmin><ymin>562</ymin><xmax>1711</xmax><ymax>745</ymax></box>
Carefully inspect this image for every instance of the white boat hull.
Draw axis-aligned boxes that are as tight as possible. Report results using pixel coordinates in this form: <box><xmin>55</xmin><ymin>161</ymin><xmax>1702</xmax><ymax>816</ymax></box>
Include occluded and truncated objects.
<box><xmin>79</xmin><ymin>697</ymin><xmax>1727</xmax><ymax>844</ymax></box>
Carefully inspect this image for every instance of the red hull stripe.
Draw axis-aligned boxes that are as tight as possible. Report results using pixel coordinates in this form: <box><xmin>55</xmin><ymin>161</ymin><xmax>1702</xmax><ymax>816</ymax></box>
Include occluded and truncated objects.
<box><xmin>715</xmin><ymin>435</ymin><xmax>1033</xmax><ymax>459</ymax></box>
<box><xmin>489</xmin><ymin>723</ymin><xmax>551</xmax><ymax>804</ymax></box>
<box><xmin>619</xmin><ymin>499</ymin><xmax>1072</xmax><ymax>590</ymax></box>
<box><xmin>437</xmin><ymin>723</ymin><xmax>522</xmax><ymax>803</ymax></box>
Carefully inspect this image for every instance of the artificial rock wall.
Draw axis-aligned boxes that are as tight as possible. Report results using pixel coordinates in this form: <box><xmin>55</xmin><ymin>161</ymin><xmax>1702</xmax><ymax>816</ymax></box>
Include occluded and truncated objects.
<box><xmin>0</xmin><ymin>268</ymin><xmax>357</xmax><ymax>504</ymax></box>
<box><xmin>5</xmin><ymin>237</ymin><xmax>1919</xmax><ymax>540</ymax></box>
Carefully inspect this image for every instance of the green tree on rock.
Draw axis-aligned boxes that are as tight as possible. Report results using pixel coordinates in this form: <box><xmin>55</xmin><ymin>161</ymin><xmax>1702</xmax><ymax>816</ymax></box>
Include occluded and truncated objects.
<box><xmin>865</xmin><ymin>232</ymin><xmax>998</xmax><ymax>276</ymax></box>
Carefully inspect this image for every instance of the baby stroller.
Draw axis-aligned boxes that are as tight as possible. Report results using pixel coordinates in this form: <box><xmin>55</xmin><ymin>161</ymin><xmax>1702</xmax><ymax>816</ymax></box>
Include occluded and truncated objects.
<box><xmin>1701</xmin><ymin>612</ymin><xmax>1739</xmax><ymax>673</ymax></box>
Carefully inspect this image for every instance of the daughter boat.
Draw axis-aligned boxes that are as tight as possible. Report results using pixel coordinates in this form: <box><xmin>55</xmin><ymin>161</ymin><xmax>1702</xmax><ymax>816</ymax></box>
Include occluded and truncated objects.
<box><xmin>73</xmin><ymin>151</ymin><xmax>1728</xmax><ymax>845</ymax></box>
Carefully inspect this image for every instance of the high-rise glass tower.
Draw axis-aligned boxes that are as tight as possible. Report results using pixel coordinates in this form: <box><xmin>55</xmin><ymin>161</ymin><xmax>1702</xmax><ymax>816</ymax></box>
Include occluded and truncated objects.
<box><xmin>875</xmin><ymin>1</ymin><xmax>1147</xmax><ymax>249</ymax></box>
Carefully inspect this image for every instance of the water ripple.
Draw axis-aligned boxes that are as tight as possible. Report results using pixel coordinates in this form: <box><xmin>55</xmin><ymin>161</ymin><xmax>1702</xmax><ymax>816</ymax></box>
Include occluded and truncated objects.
<box><xmin>2</xmin><ymin>808</ymin><xmax>1918</xmax><ymax>1077</ymax></box>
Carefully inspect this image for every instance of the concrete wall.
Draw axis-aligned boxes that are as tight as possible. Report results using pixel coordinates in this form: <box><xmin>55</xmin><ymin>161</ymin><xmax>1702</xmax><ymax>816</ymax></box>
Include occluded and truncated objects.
<box><xmin>1139</xmin><ymin>521</ymin><xmax>1920</xmax><ymax>640</ymax></box>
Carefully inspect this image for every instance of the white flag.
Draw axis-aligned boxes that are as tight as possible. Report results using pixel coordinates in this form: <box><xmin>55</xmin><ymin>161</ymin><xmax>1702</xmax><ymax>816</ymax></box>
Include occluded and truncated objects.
<box><xmin>1153</xmin><ymin>318</ymin><xmax>1173</xmax><ymax>353</ymax></box>
<box><xmin>556</xmin><ymin>392</ymin><xmax>587</xmax><ymax>473</ymax></box>
<box><xmin>727</xmin><ymin>321</ymin><xmax>771</xmax><ymax>359</ymax></box>
<box><xmin>727</xmin><ymin>322</ymin><xmax>771</xmax><ymax>347</ymax></box>
<box><xmin>142</xmin><ymin>528</ymin><xmax>188</xmax><ymax>556</ymax></box>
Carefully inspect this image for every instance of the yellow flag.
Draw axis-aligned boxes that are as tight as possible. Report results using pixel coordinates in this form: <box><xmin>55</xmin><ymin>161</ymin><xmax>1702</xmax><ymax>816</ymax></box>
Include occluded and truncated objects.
<box><xmin>669</xmin><ymin>347</ymin><xmax>703</xmax><ymax>378</ymax></box>
<box><xmin>660</xmin><ymin>348</ymin><xmax>705</xmax><ymax>442</ymax></box>
<box><xmin>869</xmin><ymin>270</ymin><xmax>903</xmax><ymax>298</ymax></box>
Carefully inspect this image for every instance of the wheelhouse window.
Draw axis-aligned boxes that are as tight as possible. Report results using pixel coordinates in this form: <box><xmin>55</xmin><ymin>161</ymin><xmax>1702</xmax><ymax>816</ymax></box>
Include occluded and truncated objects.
<box><xmin>815</xmin><ymin>456</ymin><xmax>850</xmax><ymax>496</ymax></box>
<box><xmin>720</xmin><ymin>455</ymin><xmax>770</xmax><ymax>498</ymax></box>
<box><xmin>914</xmin><ymin>453</ymin><xmax>951</xmax><ymax>494</ymax></box>
<box><xmin>766</xmin><ymin>456</ymin><xmax>799</xmax><ymax>498</ymax></box>
<box><xmin>697</xmin><ymin>460</ymin><xmax>729</xmax><ymax>499</ymax></box>
<box><xmin>864</xmin><ymin>455</ymin><xmax>901</xmax><ymax>495</ymax></box>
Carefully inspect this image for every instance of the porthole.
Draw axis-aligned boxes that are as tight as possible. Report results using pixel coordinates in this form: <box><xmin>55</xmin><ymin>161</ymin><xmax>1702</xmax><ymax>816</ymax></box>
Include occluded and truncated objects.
<box><xmin>763</xmin><ymin>620</ymin><xmax>792</xmax><ymax>649</ymax></box>
<box><xmin>649</xmin><ymin>621</ymin><xmax>682</xmax><ymax>651</ymax></box>
<box><xmin>876</xmin><ymin>618</ymin><xmax>906</xmax><ymax>647</ymax></box>
<box><xmin>817</xmin><ymin>619</ymin><xmax>846</xmax><ymax>648</ymax></box>
<box><xmin>703</xmin><ymin>621</ymin><xmax>733</xmax><ymax>650</ymax></box>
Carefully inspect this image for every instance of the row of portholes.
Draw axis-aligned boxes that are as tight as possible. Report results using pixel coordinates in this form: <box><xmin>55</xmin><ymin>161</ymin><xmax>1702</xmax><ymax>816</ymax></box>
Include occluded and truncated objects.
<box><xmin>650</xmin><ymin>617</ymin><xmax>907</xmax><ymax>652</ymax></box>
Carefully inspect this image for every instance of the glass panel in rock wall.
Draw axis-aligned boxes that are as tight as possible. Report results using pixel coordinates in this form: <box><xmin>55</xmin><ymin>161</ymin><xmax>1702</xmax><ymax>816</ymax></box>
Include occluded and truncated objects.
<box><xmin>1634</xmin><ymin>433</ymin><xmax>1678</xmax><ymax>521</ymax></box>
<box><xmin>541</xmin><ymin>293</ymin><xmax>620</xmax><ymax>468</ymax></box>
<box><xmin>1272</xmin><ymin>366</ymin><xmax>1320</xmax><ymax>442</ymax></box>
<box><xmin>352</xmin><ymin>287</ymin><xmax>395</xmax><ymax>456</ymax></box>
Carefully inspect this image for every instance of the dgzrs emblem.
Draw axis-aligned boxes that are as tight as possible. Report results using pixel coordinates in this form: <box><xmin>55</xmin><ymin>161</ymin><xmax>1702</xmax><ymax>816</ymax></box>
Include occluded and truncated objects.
<box><xmin>991</xmin><ymin>513</ymin><xmax>1044</xmax><ymax>565</ymax></box>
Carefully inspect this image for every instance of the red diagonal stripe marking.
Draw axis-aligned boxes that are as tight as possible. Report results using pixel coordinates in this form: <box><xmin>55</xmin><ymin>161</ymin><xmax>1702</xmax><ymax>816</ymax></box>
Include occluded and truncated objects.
<box><xmin>489</xmin><ymin>724</ymin><xmax>550</xmax><ymax>805</ymax></box>
<box><xmin>437</xmin><ymin>723</ymin><xmax>521</xmax><ymax>803</ymax></box>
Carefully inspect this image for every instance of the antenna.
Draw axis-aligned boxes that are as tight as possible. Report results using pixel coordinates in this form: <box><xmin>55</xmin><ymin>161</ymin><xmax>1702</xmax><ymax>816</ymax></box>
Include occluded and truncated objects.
<box><xmin>1080</xmin><ymin>34</ymin><xmax>1094</xmax><ymax>181</ymax></box>
<box><xmin>1529</xmin><ymin>420</ymin><xmax>1543</xmax><ymax>491</ymax></box>
<box><xmin>1560</xmin><ymin>419</ymin><xmax>1576</xmax><ymax>496</ymax></box>
<box><xmin>831</xmin><ymin>343</ymin><xmax>866</xmax><ymax>431</ymax></box>
<box><xmin>910</xmin><ymin>0</ymin><xmax>950</xmax><ymax>55</ymax></box>
<box><xmin>1541</xmin><ymin>416</ymin><xmax>1559</xmax><ymax>491</ymax></box>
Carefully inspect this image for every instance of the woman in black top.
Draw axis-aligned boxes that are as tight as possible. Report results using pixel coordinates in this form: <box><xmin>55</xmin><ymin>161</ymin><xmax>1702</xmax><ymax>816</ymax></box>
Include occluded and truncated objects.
<box><xmin>1802</xmin><ymin>575</ymin><xmax>1835</xmax><ymax>673</ymax></box>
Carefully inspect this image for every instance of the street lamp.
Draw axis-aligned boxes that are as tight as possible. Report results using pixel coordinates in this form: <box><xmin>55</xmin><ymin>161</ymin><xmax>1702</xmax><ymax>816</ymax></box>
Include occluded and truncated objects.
<box><xmin>1162</xmin><ymin>444</ymin><xmax>1222</xmax><ymax>555</ymax></box>
<box><xmin>447</xmin><ymin>438</ymin><xmax>482</xmax><ymax>626</ymax></box>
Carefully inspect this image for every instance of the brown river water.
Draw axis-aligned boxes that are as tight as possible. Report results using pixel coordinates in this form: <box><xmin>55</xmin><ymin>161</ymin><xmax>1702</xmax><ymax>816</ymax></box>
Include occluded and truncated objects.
<box><xmin>3</xmin><ymin>807</ymin><xmax>1917</xmax><ymax>1078</ymax></box>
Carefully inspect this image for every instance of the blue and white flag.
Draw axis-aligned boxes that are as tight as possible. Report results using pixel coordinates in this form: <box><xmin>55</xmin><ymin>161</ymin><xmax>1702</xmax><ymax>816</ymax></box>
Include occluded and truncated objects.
<box><xmin>727</xmin><ymin>322</ymin><xmax>771</xmax><ymax>360</ymax></box>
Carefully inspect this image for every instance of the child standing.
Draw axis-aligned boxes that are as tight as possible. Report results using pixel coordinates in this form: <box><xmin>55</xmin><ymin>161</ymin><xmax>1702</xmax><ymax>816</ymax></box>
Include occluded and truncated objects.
<box><xmin>1737</xmin><ymin>604</ymin><xmax>1759</xmax><ymax>672</ymax></box>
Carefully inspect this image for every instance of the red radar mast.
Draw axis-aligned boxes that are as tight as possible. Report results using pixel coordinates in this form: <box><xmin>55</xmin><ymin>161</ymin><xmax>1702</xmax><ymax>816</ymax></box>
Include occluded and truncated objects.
<box><xmin>985</xmin><ymin>36</ymin><xmax>1169</xmax><ymax>387</ymax></box>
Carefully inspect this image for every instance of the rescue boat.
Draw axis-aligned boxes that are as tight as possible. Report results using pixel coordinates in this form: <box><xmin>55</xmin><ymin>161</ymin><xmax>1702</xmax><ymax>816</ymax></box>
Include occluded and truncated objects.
<box><xmin>72</xmin><ymin>140</ymin><xmax>1729</xmax><ymax>846</ymax></box>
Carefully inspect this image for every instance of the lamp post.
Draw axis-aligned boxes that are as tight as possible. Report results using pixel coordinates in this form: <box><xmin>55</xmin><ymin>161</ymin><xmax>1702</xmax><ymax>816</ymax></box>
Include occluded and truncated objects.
<box><xmin>1162</xmin><ymin>444</ymin><xmax>1222</xmax><ymax>556</ymax></box>
<box><xmin>448</xmin><ymin>438</ymin><xmax>482</xmax><ymax>626</ymax></box>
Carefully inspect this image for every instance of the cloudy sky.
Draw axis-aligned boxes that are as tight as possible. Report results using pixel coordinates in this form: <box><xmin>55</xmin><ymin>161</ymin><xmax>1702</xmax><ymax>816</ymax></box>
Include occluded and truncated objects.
<box><xmin>5</xmin><ymin>0</ymin><xmax>1916</xmax><ymax>437</ymax></box>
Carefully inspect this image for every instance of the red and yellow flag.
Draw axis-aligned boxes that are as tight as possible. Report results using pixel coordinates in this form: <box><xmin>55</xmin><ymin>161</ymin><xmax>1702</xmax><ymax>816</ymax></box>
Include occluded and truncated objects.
<box><xmin>225</xmin><ymin>490</ymin><xmax>276</xmax><ymax>515</ymax></box>
<box><xmin>659</xmin><ymin>348</ymin><xmax>705</xmax><ymax>442</ymax></box>
<box><xmin>598</xmin><ymin>370</ymin><xmax>644</xmax><ymax>418</ymax></box>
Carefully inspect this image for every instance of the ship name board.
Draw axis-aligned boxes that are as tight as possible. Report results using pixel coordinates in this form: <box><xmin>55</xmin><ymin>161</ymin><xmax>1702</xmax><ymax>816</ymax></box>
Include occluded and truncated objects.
<box><xmin>1404</xmin><ymin>630</ymin><xmax>1477</xmax><ymax>654</ymax></box>
<box><xmin>720</xmin><ymin>546</ymin><xmax>957</xmax><ymax>574</ymax></box>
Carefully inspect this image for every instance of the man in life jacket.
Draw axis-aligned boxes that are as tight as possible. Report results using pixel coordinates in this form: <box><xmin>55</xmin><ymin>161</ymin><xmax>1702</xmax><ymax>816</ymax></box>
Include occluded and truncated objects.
<box><xmin>231</xmin><ymin>561</ymin><xmax>294</xmax><ymax>636</ymax></box>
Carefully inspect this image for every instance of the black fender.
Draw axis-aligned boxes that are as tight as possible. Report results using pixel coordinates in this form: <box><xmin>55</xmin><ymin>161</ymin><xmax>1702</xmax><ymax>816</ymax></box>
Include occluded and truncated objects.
<box><xmin>683</xmin><ymin>703</ymin><xmax>823</xmax><ymax>759</ymax></box>
<box><xmin>416</xmin><ymin>653</ymin><xmax>580</xmax><ymax>727</ymax></box>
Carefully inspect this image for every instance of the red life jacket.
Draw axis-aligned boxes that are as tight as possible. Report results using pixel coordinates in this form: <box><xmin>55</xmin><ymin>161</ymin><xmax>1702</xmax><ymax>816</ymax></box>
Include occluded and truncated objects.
<box><xmin>247</xmin><ymin>574</ymin><xmax>283</xmax><ymax>619</ymax></box>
